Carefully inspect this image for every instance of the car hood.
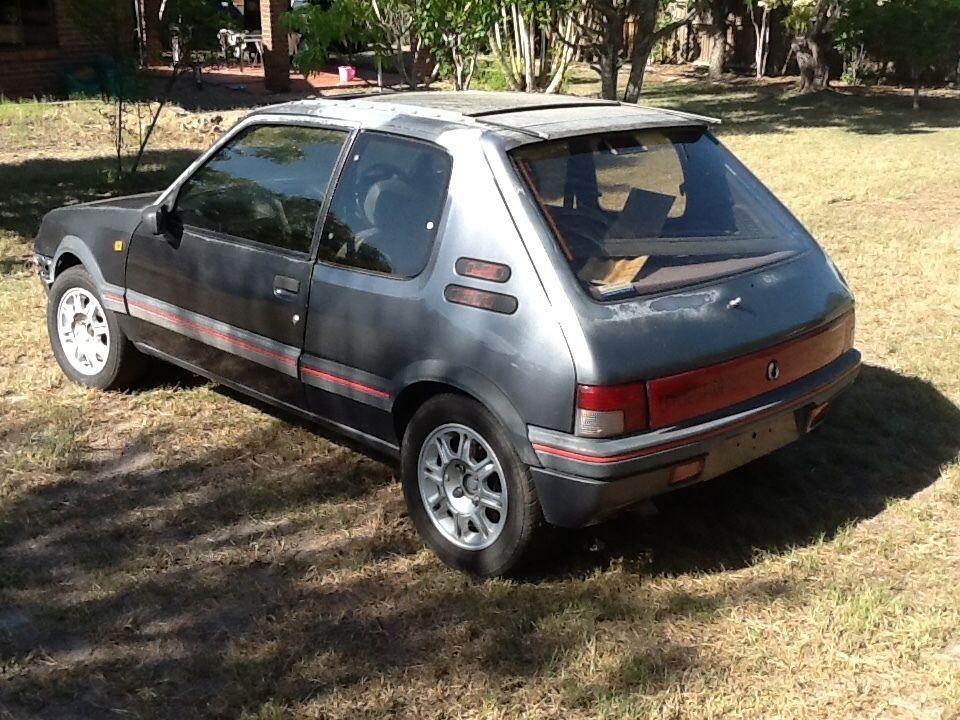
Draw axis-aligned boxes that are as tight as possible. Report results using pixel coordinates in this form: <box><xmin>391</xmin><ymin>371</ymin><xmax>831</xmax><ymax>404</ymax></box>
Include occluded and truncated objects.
<box><xmin>77</xmin><ymin>191</ymin><xmax>164</xmax><ymax>212</ymax></box>
<box><xmin>34</xmin><ymin>191</ymin><xmax>162</xmax><ymax>257</ymax></box>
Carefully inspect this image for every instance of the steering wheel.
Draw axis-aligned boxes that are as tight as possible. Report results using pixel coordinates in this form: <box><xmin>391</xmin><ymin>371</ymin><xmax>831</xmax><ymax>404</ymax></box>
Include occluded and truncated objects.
<box><xmin>352</xmin><ymin>163</ymin><xmax>405</xmax><ymax>222</ymax></box>
<box><xmin>349</xmin><ymin>238</ymin><xmax>395</xmax><ymax>275</ymax></box>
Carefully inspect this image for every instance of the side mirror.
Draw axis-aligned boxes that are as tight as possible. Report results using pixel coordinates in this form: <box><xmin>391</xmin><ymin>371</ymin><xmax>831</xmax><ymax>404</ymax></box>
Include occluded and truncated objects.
<box><xmin>141</xmin><ymin>204</ymin><xmax>165</xmax><ymax>235</ymax></box>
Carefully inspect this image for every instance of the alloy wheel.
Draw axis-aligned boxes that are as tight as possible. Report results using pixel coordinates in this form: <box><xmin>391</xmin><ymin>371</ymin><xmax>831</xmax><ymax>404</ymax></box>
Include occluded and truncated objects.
<box><xmin>417</xmin><ymin>423</ymin><xmax>508</xmax><ymax>550</ymax></box>
<box><xmin>56</xmin><ymin>288</ymin><xmax>110</xmax><ymax>376</ymax></box>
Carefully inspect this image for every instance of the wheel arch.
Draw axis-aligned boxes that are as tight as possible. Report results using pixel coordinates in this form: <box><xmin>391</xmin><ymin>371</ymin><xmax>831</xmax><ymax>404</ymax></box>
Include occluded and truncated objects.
<box><xmin>52</xmin><ymin>236</ymin><xmax>107</xmax><ymax>286</ymax></box>
<box><xmin>49</xmin><ymin>236</ymin><xmax>128</xmax><ymax>316</ymax></box>
<box><xmin>391</xmin><ymin>363</ymin><xmax>538</xmax><ymax>466</ymax></box>
<box><xmin>54</xmin><ymin>251</ymin><xmax>83</xmax><ymax>278</ymax></box>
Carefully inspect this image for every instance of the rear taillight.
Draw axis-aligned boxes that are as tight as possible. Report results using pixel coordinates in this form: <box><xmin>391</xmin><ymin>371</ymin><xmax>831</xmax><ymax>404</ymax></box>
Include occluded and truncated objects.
<box><xmin>576</xmin><ymin>381</ymin><xmax>649</xmax><ymax>438</ymax></box>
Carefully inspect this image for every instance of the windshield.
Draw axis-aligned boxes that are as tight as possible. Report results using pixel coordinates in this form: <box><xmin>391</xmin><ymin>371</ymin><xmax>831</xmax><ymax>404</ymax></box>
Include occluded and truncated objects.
<box><xmin>511</xmin><ymin>128</ymin><xmax>811</xmax><ymax>301</ymax></box>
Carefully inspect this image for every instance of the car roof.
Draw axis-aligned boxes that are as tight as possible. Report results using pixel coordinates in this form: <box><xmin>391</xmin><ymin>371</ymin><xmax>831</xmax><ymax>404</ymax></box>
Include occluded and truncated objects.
<box><xmin>251</xmin><ymin>91</ymin><xmax>719</xmax><ymax>144</ymax></box>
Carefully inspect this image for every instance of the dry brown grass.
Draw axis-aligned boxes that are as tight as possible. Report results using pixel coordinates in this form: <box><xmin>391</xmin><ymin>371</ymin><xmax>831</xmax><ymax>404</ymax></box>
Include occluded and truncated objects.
<box><xmin>1</xmin><ymin>84</ymin><xmax>959</xmax><ymax>720</ymax></box>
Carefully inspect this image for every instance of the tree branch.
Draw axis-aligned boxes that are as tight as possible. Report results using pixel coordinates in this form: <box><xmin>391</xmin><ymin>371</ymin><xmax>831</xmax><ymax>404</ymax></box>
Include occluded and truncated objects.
<box><xmin>651</xmin><ymin>7</ymin><xmax>697</xmax><ymax>41</ymax></box>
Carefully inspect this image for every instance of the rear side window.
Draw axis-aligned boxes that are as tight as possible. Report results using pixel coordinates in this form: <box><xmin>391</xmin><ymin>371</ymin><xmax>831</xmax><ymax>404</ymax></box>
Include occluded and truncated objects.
<box><xmin>318</xmin><ymin>133</ymin><xmax>451</xmax><ymax>277</ymax></box>
<box><xmin>176</xmin><ymin>124</ymin><xmax>349</xmax><ymax>254</ymax></box>
<box><xmin>512</xmin><ymin>129</ymin><xmax>811</xmax><ymax>301</ymax></box>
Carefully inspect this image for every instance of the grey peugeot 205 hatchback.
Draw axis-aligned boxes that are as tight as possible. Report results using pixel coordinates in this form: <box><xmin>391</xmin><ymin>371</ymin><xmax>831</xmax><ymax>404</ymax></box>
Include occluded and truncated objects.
<box><xmin>33</xmin><ymin>92</ymin><xmax>859</xmax><ymax>576</ymax></box>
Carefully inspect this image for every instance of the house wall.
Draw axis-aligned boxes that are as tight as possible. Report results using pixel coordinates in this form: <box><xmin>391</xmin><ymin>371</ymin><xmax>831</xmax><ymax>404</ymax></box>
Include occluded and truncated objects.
<box><xmin>0</xmin><ymin>0</ymin><xmax>132</xmax><ymax>99</ymax></box>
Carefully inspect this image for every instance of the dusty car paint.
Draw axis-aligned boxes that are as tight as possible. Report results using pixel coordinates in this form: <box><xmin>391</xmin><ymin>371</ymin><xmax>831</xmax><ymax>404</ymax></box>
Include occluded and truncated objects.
<box><xmin>34</xmin><ymin>92</ymin><xmax>859</xmax><ymax>528</ymax></box>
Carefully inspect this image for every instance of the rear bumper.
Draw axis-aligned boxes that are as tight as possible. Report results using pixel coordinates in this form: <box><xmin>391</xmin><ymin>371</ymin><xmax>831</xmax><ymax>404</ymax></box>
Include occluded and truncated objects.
<box><xmin>529</xmin><ymin>349</ymin><xmax>861</xmax><ymax>528</ymax></box>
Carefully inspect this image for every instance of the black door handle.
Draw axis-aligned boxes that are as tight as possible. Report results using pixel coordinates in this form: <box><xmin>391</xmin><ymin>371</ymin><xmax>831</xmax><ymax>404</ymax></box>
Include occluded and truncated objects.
<box><xmin>273</xmin><ymin>275</ymin><xmax>300</xmax><ymax>297</ymax></box>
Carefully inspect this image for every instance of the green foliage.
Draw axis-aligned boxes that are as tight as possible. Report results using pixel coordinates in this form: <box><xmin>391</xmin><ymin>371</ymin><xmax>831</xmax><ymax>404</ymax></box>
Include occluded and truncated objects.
<box><xmin>282</xmin><ymin>1</ymin><xmax>369</xmax><ymax>76</ymax></box>
<box><xmin>489</xmin><ymin>0</ymin><xmax>580</xmax><ymax>93</ymax></box>
<box><xmin>418</xmin><ymin>0</ymin><xmax>499</xmax><ymax>88</ymax></box>
<box><xmin>163</xmin><ymin>0</ymin><xmax>239</xmax><ymax>53</ymax></box>
<box><xmin>838</xmin><ymin>0</ymin><xmax>960</xmax><ymax>79</ymax></box>
<box><xmin>783</xmin><ymin>0</ymin><xmax>818</xmax><ymax>36</ymax></box>
<box><xmin>471</xmin><ymin>58</ymin><xmax>512</xmax><ymax>91</ymax></box>
<box><xmin>342</xmin><ymin>0</ymin><xmax>417</xmax><ymax>58</ymax></box>
<box><xmin>330</xmin><ymin>0</ymin><xmax>429</xmax><ymax>86</ymax></box>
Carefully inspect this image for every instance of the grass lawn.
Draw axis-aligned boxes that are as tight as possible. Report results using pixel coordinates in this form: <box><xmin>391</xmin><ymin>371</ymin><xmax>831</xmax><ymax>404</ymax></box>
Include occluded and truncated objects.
<box><xmin>0</xmin><ymin>79</ymin><xmax>959</xmax><ymax>719</ymax></box>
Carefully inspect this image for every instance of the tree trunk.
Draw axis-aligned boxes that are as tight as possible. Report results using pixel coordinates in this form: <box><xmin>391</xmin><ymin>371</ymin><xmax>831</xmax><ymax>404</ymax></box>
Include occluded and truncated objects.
<box><xmin>811</xmin><ymin>35</ymin><xmax>829</xmax><ymax>88</ymax></box>
<box><xmin>751</xmin><ymin>6</ymin><xmax>770</xmax><ymax>80</ymax></box>
<box><xmin>763</xmin><ymin>14</ymin><xmax>771</xmax><ymax>76</ymax></box>
<box><xmin>489</xmin><ymin>13</ymin><xmax>523</xmax><ymax>91</ymax></box>
<box><xmin>623</xmin><ymin>0</ymin><xmax>695</xmax><ymax>103</ymax></box>
<box><xmin>708</xmin><ymin>27</ymin><xmax>725</xmax><ymax>79</ymax></box>
<box><xmin>751</xmin><ymin>8</ymin><xmax>762</xmax><ymax>80</ymax></box>
<box><xmin>396</xmin><ymin>33</ymin><xmax>414</xmax><ymax>89</ymax></box>
<box><xmin>793</xmin><ymin>37</ymin><xmax>816</xmax><ymax>92</ymax></box>
<box><xmin>623</xmin><ymin>41</ymin><xmax>653</xmax><ymax>102</ymax></box>
<box><xmin>780</xmin><ymin>46</ymin><xmax>794</xmax><ymax>76</ymax></box>
<box><xmin>793</xmin><ymin>0</ymin><xmax>834</xmax><ymax>93</ymax></box>
<box><xmin>599</xmin><ymin>42</ymin><xmax>619</xmax><ymax>99</ymax></box>
<box><xmin>793</xmin><ymin>35</ymin><xmax>828</xmax><ymax>93</ymax></box>
<box><xmin>708</xmin><ymin>0</ymin><xmax>727</xmax><ymax>80</ymax></box>
<box><xmin>597</xmin><ymin>12</ymin><xmax>624</xmax><ymax>100</ymax></box>
<box><xmin>623</xmin><ymin>0</ymin><xmax>656</xmax><ymax>102</ymax></box>
<box><xmin>524</xmin><ymin>12</ymin><xmax>538</xmax><ymax>92</ymax></box>
<box><xmin>543</xmin><ymin>12</ymin><xmax>579</xmax><ymax>94</ymax></box>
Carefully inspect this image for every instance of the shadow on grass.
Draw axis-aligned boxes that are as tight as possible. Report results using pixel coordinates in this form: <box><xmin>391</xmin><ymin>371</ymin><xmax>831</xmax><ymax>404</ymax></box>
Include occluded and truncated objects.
<box><xmin>140</xmin><ymin>72</ymin><xmax>279</xmax><ymax>113</ymax></box>
<box><xmin>0</xmin><ymin>150</ymin><xmax>200</xmax><ymax>245</ymax></box>
<box><xmin>590</xmin><ymin>79</ymin><xmax>960</xmax><ymax>136</ymax></box>
<box><xmin>1</xmin><ymin>118</ymin><xmax>958</xmax><ymax>717</ymax></box>
<box><xmin>0</xmin><ymin>363</ymin><xmax>957</xmax><ymax>718</ymax></box>
<box><xmin>529</xmin><ymin>364</ymin><xmax>960</xmax><ymax>579</ymax></box>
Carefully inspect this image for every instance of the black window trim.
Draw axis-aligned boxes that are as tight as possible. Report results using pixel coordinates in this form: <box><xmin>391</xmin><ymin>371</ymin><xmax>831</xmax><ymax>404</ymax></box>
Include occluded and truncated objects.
<box><xmin>313</xmin><ymin>129</ymin><xmax>454</xmax><ymax>281</ymax></box>
<box><xmin>171</xmin><ymin>118</ymin><xmax>357</xmax><ymax>261</ymax></box>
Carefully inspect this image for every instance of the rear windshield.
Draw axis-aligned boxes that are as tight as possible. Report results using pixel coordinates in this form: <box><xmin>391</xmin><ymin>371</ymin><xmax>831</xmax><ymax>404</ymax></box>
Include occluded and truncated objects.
<box><xmin>511</xmin><ymin>128</ymin><xmax>811</xmax><ymax>301</ymax></box>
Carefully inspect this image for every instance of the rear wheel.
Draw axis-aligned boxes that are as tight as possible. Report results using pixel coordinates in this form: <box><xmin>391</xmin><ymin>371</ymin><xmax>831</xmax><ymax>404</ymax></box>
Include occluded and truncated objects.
<box><xmin>400</xmin><ymin>394</ymin><xmax>543</xmax><ymax>577</ymax></box>
<box><xmin>47</xmin><ymin>266</ymin><xmax>146</xmax><ymax>390</ymax></box>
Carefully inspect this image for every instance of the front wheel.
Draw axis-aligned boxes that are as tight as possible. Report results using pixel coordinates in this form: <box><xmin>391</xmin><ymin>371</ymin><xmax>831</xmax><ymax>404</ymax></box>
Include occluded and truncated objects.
<box><xmin>400</xmin><ymin>394</ymin><xmax>543</xmax><ymax>577</ymax></box>
<box><xmin>47</xmin><ymin>266</ymin><xmax>146</xmax><ymax>390</ymax></box>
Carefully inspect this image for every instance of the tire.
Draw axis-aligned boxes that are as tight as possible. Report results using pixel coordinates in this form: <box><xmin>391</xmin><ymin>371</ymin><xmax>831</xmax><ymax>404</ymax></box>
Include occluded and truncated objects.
<box><xmin>400</xmin><ymin>394</ymin><xmax>543</xmax><ymax>577</ymax></box>
<box><xmin>47</xmin><ymin>266</ymin><xmax>146</xmax><ymax>390</ymax></box>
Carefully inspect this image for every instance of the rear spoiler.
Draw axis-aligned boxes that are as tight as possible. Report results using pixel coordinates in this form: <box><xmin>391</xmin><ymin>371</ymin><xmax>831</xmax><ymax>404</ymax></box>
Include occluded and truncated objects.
<box><xmin>625</xmin><ymin>104</ymin><xmax>722</xmax><ymax>126</ymax></box>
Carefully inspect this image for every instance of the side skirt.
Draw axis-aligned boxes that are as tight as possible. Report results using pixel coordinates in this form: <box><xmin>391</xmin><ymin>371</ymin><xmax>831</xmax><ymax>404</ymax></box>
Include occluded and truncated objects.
<box><xmin>133</xmin><ymin>342</ymin><xmax>401</xmax><ymax>461</ymax></box>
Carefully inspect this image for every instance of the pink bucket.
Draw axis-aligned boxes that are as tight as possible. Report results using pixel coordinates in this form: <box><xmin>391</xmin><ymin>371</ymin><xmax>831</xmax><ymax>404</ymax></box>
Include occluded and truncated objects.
<box><xmin>338</xmin><ymin>65</ymin><xmax>356</xmax><ymax>83</ymax></box>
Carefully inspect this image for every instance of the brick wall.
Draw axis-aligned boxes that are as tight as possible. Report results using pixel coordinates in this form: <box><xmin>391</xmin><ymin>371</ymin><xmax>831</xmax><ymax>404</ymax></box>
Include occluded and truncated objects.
<box><xmin>259</xmin><ymin>0</ymin><xmax>289</xmax><ymax>93</ymax></box>
<box><xmin>0</xmin><ymin>0</ymin><xmax>134</xmax><ymax>99</ymax></box>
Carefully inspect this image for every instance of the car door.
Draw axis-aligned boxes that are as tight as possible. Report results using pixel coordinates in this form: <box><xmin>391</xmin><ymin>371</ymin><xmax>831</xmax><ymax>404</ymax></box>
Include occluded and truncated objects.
<box><xmin>125</xmin><ymin>121</ymin><xmax>352</xmax><ymax>407</ymax></box>
<box><xmin>301</xmin><ymin>131</ymin><xmax>454</xmax><ymax>439</ymax></box>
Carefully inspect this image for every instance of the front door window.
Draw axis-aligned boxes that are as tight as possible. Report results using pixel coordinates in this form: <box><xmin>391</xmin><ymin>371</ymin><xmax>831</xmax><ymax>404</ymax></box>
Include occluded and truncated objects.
<box><xmin>176</xmin><ymin>124</ymin><xmax>349</xmax><ymax>254</ymax></box>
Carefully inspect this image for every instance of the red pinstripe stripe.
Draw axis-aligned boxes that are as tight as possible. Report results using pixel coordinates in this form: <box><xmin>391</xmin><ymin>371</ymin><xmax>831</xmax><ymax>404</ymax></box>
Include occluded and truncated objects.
<box><xmin>128</xmin><ymin>299</ymin><xmax>296</xmax><ymax>367</ymax></box>
<box><xmin>103</xmin><ymin>292</ymin><xmax>124</xmax><ymax>304</ymax></box>
<box><xmin>533</xmin><ymin>362</ymin><xmax>860</xmax><ymax>465</ymax></box>
<box><xmin>301</xmin><ymin>365</ymin><xmax>390</xmax><ymax>400</ymax></box>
